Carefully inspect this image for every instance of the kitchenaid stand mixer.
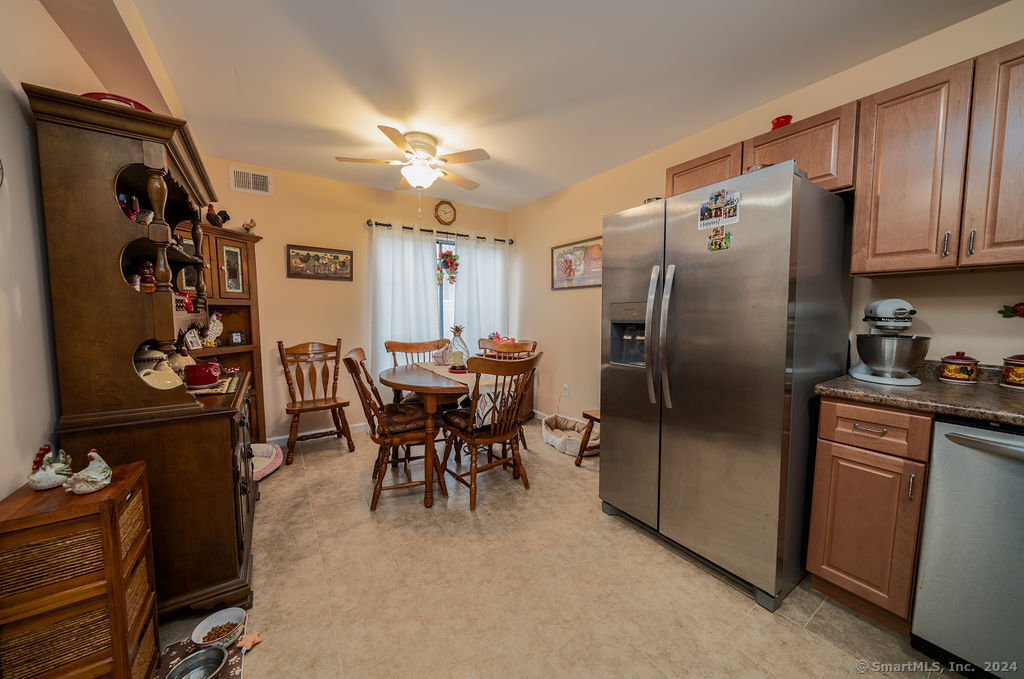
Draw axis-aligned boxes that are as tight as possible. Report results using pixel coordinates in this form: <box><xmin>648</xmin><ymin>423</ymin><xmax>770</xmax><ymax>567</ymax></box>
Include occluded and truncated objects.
<box><xmin>849</xmin><ymin>299</ymin><xmax>931</xmax><ymax>386</ymax></box>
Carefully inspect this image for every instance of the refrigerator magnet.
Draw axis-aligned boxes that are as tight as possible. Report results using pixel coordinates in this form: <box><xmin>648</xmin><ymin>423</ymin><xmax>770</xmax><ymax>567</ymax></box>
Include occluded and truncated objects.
<box><xmin>697</xmin><ymin>190</ymin><xmax>741</xmax><ymax>231</ymax></box>
<box><xmin>707</xmin><ymin>227</ymin><xmax>732</xmax><ymax>252</ymax></box>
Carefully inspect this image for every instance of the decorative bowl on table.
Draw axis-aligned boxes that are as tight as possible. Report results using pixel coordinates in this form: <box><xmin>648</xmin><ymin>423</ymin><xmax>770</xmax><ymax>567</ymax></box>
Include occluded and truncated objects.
<box><xmin>191</xmin><ymin>607</ymin><xmax>246</xmax><ymax>648</ymax></box>
<box><xmin>165</xmin><ymin>646</ymin><xmax>227</xmax><ymax>679</ymax></box>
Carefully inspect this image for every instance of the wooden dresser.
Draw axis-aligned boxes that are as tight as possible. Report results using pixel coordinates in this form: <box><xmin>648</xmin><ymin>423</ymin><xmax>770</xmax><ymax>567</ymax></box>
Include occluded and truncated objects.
<box><xmin>0</xmin><ymin>462</ymin><xmax>158</xmax><ymax>679</ymax></box>
<box><xmin>24</xmin><ymin>84</ymin><xmax>255</xmax><ymax>614</ymax></box>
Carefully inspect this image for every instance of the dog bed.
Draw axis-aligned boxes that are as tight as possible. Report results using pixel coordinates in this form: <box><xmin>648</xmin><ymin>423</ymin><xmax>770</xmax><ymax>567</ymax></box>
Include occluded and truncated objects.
<box><xmin>251</xmin><ymin>443</ymin><xmax>283</xmax><ymax>481</ymax></box>
<box><xmin>542</xmin><ymin>414</ymin><xmax>599</xmax><ymax>457</ymax></box>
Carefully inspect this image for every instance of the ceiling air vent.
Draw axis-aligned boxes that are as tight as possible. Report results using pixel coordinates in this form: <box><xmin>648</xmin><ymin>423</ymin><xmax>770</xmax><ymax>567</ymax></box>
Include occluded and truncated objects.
<box><xmin>229</xmin><ymin>166</ymin><xmax>273</xmax><ymax>196</ymax></box>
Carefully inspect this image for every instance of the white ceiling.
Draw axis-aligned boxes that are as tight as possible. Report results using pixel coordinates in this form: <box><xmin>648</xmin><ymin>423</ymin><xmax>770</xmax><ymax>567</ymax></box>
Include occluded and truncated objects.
<box><xmin>135</xmin><ymin>0</ymin><xmax>1002</xmax><ymax>211</ymax></box>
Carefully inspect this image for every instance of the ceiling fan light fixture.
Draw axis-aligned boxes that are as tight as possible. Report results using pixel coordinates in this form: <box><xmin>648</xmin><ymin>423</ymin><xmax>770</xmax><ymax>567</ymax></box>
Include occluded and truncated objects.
<box><xmin>401</xmin><ymin>159</ymin><xmax>442</xmax><ymax>189</ymax></box>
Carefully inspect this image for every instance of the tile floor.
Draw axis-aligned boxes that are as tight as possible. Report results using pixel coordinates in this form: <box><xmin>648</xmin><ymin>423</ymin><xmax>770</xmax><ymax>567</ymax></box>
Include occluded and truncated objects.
<box><xmin>160</xmin><ymin>420</ymin><xmax>944</xmax><ymax>678</ymax></box>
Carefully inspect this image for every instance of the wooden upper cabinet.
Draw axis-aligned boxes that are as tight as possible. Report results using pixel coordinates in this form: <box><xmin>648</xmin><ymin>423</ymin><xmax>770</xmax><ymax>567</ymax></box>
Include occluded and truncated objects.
<box><xmin>743</xmin><ymin>102</ymin><xmax>857</xmax><ymax>191</ymax></box>
<box><xmin>851</xmin><ymin>60</ymin><xmax>973</xmax><ymax>275</ymax></box>
<box><xmin>807</xmin><ymin>440</ymin><xmax>926</xmax><ymax>618</ymax></box>
<box><xmin>665</xmin><ymin>142</ymin><xmax>743</xmax><ymax>198</ymax></box>
<box><xmin>961</xmin><ymin>38</ymin><xmax>1024</xmax><ymax>267</ymax></box>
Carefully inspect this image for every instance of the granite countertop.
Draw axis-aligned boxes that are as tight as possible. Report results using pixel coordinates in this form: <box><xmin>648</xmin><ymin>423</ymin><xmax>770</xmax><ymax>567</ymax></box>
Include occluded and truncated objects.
<box><xmin>814</xmin><ymin>361</ymin><xmax>1024</xmax><ymax>427</ymax></box>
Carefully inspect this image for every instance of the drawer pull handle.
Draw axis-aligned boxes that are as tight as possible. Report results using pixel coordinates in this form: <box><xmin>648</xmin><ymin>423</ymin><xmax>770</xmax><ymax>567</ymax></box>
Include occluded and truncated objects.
<box><xmin>967</xmin><ymin>228</ymin><xmax>976</xmax><ymax>256</ymax></box>
<box><xmin>853</xmin><ymin>423</ymin><xmax>888</xmax><ymax>435</ymax></box>
<box><xmin>908</xmin><ymin>473</ymin><xmax>916</xmax><ymax>500</ymax></box>
<box><xmin>941</xmin><ymin>231</ymin><xmax>951</xmax><ymax>257</ymax></box>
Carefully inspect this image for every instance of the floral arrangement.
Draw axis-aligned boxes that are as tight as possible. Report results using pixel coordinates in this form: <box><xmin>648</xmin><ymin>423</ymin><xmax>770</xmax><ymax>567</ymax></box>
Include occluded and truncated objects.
<box><xmin>998</xmin><ymin>302</ymin><xmax>1024</xmax><ymax>318</ymax></box>
<box><xmin>437</xmin><ymin>249</ymin><xmax>459</xmax><ymax>285</ymax></box>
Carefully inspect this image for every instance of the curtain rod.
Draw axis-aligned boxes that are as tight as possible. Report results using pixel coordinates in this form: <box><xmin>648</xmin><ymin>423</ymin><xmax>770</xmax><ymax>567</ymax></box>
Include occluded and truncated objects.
<box><xmin>365</xmin><ymin>219</ymin><xmax>513</xmax><ymax>245</ymax></box>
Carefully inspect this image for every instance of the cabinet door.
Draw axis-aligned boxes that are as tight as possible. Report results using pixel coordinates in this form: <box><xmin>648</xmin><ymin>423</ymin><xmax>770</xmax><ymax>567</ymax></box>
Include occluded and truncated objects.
<box><xmin>665</xmin><ymin>142</ymin><xmax>743</xmax><ymax>197</ymax></box>
<box><xmin>743</xmin><ymin>102</ymin><xmax>857</xmax><ymax>191</ymax></box>
<box><xmin>216</xmin><ymin>237</ymin><xmax>249</xmax><ymax>299</ymax></box>
<box><xmin>961</xmin><ymin>39</ymin><xmax>1024</xmax><ymax>267</ymax></box>
<box><xmin>807</xmin><ymin>440</ymin><xmax>926</xmax><ymax>618</ymax></box>
<box><xmin>851</xmin><ymin>61</ymin><xmax>973</xmax><ymax>274</ymax></box>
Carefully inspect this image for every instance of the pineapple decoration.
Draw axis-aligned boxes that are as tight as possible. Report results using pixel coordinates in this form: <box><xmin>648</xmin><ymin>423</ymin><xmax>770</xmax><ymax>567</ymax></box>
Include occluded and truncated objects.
<box><xmin>448</xmin><ymin>325</ymin><xmax>470</xmax><ymax>374</ymax></box>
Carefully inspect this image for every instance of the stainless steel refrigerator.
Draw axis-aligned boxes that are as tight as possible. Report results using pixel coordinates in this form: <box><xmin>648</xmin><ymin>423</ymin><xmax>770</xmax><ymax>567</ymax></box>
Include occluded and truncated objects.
<box><xmin>600</xmin><ymin>161</ymin><xmax>849</xmax><ymax>610</ymax></box>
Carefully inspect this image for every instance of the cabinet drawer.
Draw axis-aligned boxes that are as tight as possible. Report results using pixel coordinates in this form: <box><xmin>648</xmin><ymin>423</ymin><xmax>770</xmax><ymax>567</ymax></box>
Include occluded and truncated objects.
<box><xmin>819</xmin><ymin>399</ymin><xmax>932</xmax><ymax>461</ymax></box>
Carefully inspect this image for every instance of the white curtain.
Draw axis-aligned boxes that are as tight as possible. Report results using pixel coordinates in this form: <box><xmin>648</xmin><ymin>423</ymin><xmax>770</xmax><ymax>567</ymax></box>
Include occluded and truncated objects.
<box><xmin>453</xmin><ymin>237</ymin><xmax>510</xmax><ymax>349</ymax></box>
<box><xmin>370</xmin><ymin>227</ymin><xmax>441</xmax><ymax>376</ymax></box>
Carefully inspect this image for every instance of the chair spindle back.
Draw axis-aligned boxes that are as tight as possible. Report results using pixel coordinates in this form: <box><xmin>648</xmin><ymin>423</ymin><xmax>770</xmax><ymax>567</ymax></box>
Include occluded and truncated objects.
<box><xmin>277</xmin><ymin>338</ymin><xmax>343</xmax><ymax>404</ymax></box>
<box><xmin>478</xmin><ymin>338</ymin><xmax>538</xmax><ymax>360</ymax></box>
<box><xmin>466</xmin><ymin>353</ymin><xmax>542</xmax><ymax>439</ymax></box>
<box><xmin>342</xmin><ymin>348</ymin><xmax>392</xmax><ymax>441</ymax></box>
<box><xmin>385</xmin><ymin>339</ymin><xmax>449</xmax><ymax>367</ymax></box>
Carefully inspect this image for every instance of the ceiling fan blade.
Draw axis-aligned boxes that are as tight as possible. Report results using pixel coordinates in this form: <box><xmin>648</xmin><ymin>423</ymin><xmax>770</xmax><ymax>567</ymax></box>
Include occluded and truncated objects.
<box><xmin>435</xmin><ymin>148</ymin><xmax>490</xmax><ymax>165</ymax></box>
<box><xmin>378</xmin><ymin>125</ymin><xmax>414</xmax><ymax>154</ymax></box>
<box><xmin>335</xmin><ymin>156</ymin><xmax>405</xmax><ymax>165</ymax></box>
<box><xmin>395</xmin><ymin>176</ymin><xmax>412</xmax><ymax>191</ymax></box>
<box><xmin>439</xmin><ymin>170</ymin><xmax>479</xmax><ymax>190</ymax></box>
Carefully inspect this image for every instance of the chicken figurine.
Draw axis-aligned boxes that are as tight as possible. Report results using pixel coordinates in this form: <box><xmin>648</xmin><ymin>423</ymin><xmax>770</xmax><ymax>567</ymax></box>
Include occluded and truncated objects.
<box><xmin>28</xmin><ymin>444</ymin><xmax>73</xmax><ymax>490</ymax></box>
<box><xmin>202</xmin><ymin>311</ymin><xmax>224</xmax><ymax>347</ymax></box>
<box><xmin>241</xmin><ymin>219</ymin><xmax>256</xmax><ymax>233</ymax></box>
<box><xmin>63</xmin><ymin>450</ymin><xmax>112</xmax><ymax>495</ymax></box>
<box><xmin>205</xmin><ymin>204</ymin><xmax>231</xmax><ymax>227</ymax></box>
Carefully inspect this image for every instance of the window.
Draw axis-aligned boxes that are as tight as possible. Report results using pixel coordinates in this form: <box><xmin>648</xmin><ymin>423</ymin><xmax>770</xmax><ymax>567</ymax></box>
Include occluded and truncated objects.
<box><xmin>437</xmin><ymin>239</ymin><xmax>456</xmax><ymax>337</ymax></box>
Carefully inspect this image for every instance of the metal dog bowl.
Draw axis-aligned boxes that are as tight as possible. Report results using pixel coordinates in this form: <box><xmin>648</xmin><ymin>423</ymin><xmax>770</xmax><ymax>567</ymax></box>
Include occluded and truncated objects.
<box><xmin>165</xmin><ymin>647</ymin><xmax>227</xmax><ymax>679</ymax></box>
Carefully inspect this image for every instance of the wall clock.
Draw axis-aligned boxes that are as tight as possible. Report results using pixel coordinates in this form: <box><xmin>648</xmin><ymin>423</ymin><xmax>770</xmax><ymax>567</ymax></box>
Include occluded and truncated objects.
<box><xmin>434</xmin><ymin>200</ymin><xmax>456</xmax><ymax>225</ymax></box>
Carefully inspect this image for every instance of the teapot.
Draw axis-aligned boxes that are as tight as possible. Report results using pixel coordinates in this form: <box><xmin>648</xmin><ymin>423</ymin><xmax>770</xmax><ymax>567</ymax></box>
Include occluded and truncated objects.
<box><xmin>140</xmin><ymin>359</ymin><xmax>183</xmax><ymax>389</ymax></box>
<box><xmin>166</xmin><ymin>350</ymin><xmax>196</xmax><ymax>376</ymax></box>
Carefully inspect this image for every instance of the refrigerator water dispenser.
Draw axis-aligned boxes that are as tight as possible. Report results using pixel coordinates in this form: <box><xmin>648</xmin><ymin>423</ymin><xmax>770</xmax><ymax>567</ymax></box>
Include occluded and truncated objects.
<box><xmin>610</xmin><ymin>302</ymin><xmax>647</xmax><ymax>366</ymax></box>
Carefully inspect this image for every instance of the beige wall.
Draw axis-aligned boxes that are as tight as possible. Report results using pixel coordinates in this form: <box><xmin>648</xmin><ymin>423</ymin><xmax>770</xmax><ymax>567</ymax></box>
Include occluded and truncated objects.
<box><xmin>201</xmin><ymin>157</ymin><xmax>508</xmax><ymax>441</ymax></box>
<box><xmin>509</xmin><ymin>0</ymin><xmax>1024</xmax><ymax>418</ymax></box>
<box><xmin>0</xmin><ymin>1</ymin><xmax>103</xmax><ymax>497</ymax></box>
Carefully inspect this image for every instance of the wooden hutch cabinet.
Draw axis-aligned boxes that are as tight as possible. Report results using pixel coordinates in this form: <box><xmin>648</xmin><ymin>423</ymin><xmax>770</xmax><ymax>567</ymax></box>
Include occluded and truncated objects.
<box><xmin>175</xmin><ymin>223</ymin><xmax>266</xmax><ymax>442</ymax></box>
<box><xmin>25</xmin><ymin>84</ymin><xmax>255</xmax><ymax>614</ymax></box>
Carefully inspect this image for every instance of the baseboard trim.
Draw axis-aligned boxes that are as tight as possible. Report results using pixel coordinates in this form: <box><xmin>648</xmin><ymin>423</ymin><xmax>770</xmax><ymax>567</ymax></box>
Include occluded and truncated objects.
<box><xmin>267</xmin><ymin>422</ymin><xmax>369</xmax><ymax>446</ymax></box>
<box><xmin>533</xmin><ymin>409</ymin><xmax>586</xmax><ymax>425</ymax></box>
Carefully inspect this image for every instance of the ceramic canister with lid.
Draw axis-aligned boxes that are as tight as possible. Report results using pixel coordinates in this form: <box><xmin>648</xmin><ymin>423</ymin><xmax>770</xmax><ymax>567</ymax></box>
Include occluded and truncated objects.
<box><xmin>939</xmin><ymin>351</ymin><xmax>979</xmax><ymax>384</ymax></box>
<box><xmin>1001</xmin><ymin>354</ymin><xmax>1024</xmax><ymax>391</ymax></box>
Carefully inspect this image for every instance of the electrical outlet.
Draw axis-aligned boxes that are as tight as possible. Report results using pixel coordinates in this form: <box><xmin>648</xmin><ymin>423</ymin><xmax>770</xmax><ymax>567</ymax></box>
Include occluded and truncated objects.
<box><xmin>561</xmin><ymin>384</ymin><xmax>570</xmax><ymax>397</ymax></box>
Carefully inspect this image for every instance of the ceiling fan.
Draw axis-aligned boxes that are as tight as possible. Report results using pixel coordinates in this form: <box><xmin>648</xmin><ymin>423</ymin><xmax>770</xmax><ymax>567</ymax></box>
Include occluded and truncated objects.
<box><xmin>335</xmin><ymin>125</ymin><xmax>490</xmax><ymax>191</ymax></box>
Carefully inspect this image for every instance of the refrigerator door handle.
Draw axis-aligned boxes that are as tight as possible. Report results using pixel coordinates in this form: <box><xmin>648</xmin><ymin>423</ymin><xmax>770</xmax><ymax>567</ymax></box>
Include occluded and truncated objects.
<box><xmin>644</xmin><ymin>265</ymin><xmax>661</xmax><ymax>404</ymax></box>
<box><xmin>945</xmin><ymin>432</ymin><xmax>1024</xmax><ymax>464</ymax></box>
<box><xmin>659</xmin><ymin>264</ymin><xmax>676</xmax><ymax>409</ymax></box>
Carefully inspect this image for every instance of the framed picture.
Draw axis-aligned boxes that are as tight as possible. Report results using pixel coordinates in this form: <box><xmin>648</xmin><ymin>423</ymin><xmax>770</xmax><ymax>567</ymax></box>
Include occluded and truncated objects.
<box><xmin>551</xmin><ymin>236</ymin><xmax>602</xmax><ymax>290</ymax></box>
<box><xmin>286</xmin><ymin>244</ymin><xmax>353</xmax><ymax>281</ymax></box>
<box><xmin>228</xmin><ymin>330</ymin><xmax>247</xmax><ymax>346</ymax></box>
<box><xmin>183</xmin><ymin>329</ymin><xmax>203</xmax><ymax>351</ymax></box>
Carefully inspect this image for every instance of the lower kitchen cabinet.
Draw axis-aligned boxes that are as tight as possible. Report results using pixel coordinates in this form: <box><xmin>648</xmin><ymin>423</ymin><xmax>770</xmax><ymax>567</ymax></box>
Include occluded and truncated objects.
<box><xmin>807</xmin><ymin>399</ymin><xmax>933</xmax><ymax>627</ymax></box>
<box><xmin>807</xmin><ymin>440</ymin><xmax>926</xmax><ymax>618</ymax></box>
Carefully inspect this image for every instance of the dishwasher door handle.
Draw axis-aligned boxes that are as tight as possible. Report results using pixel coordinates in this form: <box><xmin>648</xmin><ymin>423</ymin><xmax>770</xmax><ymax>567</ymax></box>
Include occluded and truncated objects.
<box><xmin>945</xmin><ymin>432</ymin><xmax>1024</xmax><ymax>464</ymax></box>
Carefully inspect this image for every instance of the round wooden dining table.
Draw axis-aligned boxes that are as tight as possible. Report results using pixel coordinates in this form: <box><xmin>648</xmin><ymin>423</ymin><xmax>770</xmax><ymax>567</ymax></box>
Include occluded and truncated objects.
<box><xmin>378</xmin><ymin>364</ymin><xmax>468</xmax><ymax>507</ymax></box>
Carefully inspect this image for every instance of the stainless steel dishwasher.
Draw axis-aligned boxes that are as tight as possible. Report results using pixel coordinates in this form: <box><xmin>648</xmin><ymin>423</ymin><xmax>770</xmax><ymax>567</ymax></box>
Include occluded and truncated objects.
<box><xmin>911</xmin><ymin>420</ymin><xmax>1024</xmax><ymax>678</ymax></box>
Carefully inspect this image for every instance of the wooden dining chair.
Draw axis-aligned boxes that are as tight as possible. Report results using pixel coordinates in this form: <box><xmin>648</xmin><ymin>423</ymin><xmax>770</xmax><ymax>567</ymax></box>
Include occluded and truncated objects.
<box><xmin>276</xmin><ymin>338</ymin><xmax>356</xmax><ymax>465</ymax></box>
<box><xmin>439</xmin><ymin>353</ymin><xmax>542</xmax><ymax>510</ymax></box>
<box><xmin>342</xmin><ymin>348</ymin><xmax>447</xmax><ymax>509</ymax></box>
<box><xmin>385</xmin><ymin>339</ymin><xmax>450</xmax><ymax>403</ymax></box>
<box><xmin>477</xmin><ymin>338</ymin><xmax>538</xmax><ymax>449</ymax></box>
<box><xmin>478</xmin><ymin>338</ymin><xmax>537</xmax><ymax>359</ymax></box>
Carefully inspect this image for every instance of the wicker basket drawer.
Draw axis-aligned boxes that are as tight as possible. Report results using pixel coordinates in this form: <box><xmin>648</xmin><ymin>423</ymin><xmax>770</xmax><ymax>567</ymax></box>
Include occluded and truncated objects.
<box><xmin>0</xmin><ymin>603</ymin><xmax>112</xmax><ymax>679</ymax></box>
<box><xmin>118</xmin><ymin>487</ymin><xmax>146</xmax><ymax>559</ymax></box>
<box><xmin>130</xmin><ymin>618</ymin><xmax>157</xmax><ymax>679</ymax></box>
<box><xmin>124</xmin><ymin>552</ymin><xmax>152</xmax><ymax>635</ymax></box>
<box><xmin>0</xmin><ymin>517</ymin><xmax>104</xmax><ymax>599</ymax></box>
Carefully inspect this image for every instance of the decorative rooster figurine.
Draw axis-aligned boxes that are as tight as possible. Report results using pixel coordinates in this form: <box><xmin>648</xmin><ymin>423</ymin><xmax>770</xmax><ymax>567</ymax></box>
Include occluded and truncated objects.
<box><xmin>63</xmin><ymin>450</ymin><xmax>112</xmax><ymax>495</ymax></box>
<box><xmin>202</xmin><ymin>311</ymin><xmax>224</xmax><ymax>347</ymax></box>
<box><xmin>28</xmin><ymin>444</ymin><xmax>73</xmax><ymax>490</ymax></box>
<box><xmin>205</xmin><ymin>204</ymin><xmax>231</xmax><ymax>227</ymax></box>
<box><xmin>241</xmin><ymin>219</ymin><xmax>256</xmax><ymax>233</ymax></box>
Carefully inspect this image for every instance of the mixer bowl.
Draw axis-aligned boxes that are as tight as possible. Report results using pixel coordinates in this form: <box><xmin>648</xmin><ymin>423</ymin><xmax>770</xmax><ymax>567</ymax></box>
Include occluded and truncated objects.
<box><xmin>856</xmin><ymin>334</ymin><xmax>931</xmax><ymax>377</ymax></box>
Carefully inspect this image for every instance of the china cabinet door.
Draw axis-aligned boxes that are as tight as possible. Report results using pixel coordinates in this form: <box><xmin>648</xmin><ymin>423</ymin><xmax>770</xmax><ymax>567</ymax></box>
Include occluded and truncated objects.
<box><xmin>742</xmin><ymin>102</ymin><xmax>857</xmax><ymax>191</ymax></box>
<box><xmin>961</xmin><ymin>38</ymin><xmax>1024</xmax><ymax>267</ymax></box>
<box><xmin>216</xmin><ymin>237</ymin><xmax>249</xmax><ymax>299</ymax></box>
<box><xmin>807</xmin><ymin>440</ymin><xmax>926</xmax><ymax>618</ymax></box>
<box><xmin>665</xmin><ymin>142</ymin><xmax>743</xmax><ymax>197</ymax></box>
<box><xmin>851</xmin><ymin>60</ymin><xmax>973</xmax><ymax>274</ymax></box>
